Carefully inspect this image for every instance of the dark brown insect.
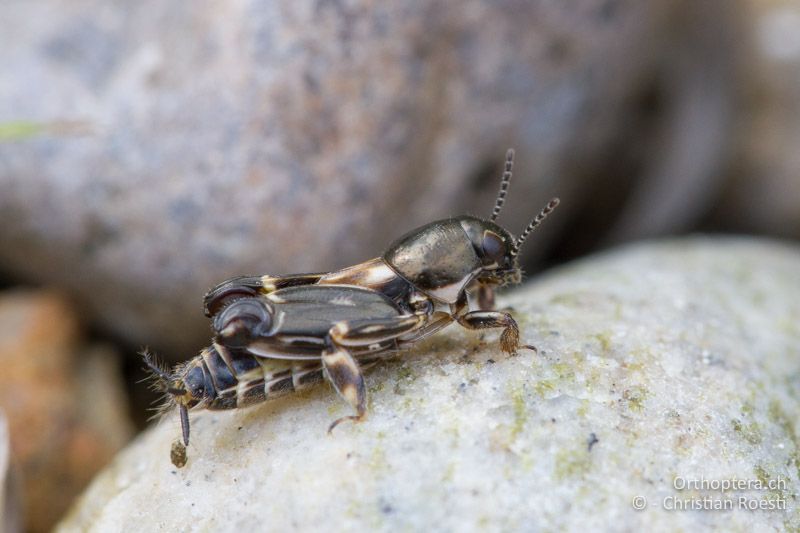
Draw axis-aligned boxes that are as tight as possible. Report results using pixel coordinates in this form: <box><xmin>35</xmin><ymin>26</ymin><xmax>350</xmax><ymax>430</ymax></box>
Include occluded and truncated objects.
<box><xmin>145</xmin><ymin>149</ymin><xmax>559</xmax><ymax>466</ymax></box>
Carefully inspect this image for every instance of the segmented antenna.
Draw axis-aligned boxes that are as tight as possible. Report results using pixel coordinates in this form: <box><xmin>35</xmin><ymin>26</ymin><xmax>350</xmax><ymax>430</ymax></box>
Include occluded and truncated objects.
<box><xmin>490</xmin><ymin>148</ymin><xmax>515</xmax><ymax>222</ymax></box>
<box><xmin>511</xmin><ymin>197</ymin><xmax>560</xmax><ymax>256</ymax></box>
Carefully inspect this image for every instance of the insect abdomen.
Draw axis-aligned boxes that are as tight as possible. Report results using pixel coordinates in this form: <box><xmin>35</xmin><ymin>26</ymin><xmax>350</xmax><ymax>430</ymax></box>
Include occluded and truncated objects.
<box><xmin>236</xmin><ymin>360</ymin><xmax>326</xmax><ymax>407</ymax></box>
<box><xmin>190</xmin><ymin>344</ymin><xmax>326</xmax><ymax>411</ymax></box>
<box><xmin>180</xmin><ymin>343</ymin><xmax>382</xmax><ymax>413</ymax></box>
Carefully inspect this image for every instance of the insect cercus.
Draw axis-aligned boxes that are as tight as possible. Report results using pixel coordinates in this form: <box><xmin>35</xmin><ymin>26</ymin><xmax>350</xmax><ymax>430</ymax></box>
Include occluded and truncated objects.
<box><xmin>145</xmin><ymin>148</ymin><xmax>559</xmax><ymax>466</ymax></box>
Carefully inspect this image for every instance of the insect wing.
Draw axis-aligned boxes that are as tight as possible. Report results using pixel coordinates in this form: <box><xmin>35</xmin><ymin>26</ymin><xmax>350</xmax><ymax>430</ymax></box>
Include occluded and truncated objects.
<box><xmin>245</xmin><ymin>285</ymin><xmax>404</xmax><ymax>357</ymax></box>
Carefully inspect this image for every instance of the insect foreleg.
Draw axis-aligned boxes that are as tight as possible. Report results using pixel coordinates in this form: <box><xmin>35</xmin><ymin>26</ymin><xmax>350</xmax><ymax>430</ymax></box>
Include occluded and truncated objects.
<box><xmin>456</xmin><ymin>311</ymin><xmax>536</xmax><ymax>355</ymax></box>
<box><xmin>476</xmin><ymin>285</ymin><xmax>496</xmax><ymax>311</ymax></box>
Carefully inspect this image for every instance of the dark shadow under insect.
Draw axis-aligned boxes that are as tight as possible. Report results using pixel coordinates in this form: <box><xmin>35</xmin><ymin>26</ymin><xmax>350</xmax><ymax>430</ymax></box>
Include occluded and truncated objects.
<box><xmin>145</xmin><ymin>148</ymin><xmax>559</xmax><ymax>466</ymax></box>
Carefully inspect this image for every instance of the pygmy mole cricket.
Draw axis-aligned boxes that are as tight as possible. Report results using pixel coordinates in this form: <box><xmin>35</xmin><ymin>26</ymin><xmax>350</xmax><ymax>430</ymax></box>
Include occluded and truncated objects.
<box><xmin>145</xmin><ymin>148</ymin><xmax>559</xmax><ymax>466</ymax></box>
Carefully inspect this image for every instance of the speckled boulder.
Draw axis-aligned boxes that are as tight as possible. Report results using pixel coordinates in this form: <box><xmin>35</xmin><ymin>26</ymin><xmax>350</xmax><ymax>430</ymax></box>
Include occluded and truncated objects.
<box><xmin>0</xmin><ymin>0</ymin><xmax>740</xmax><ymax>357</ymax></box>
<box><xmin>58</xmin><ymin>238</ymin><xmax>800</xmax><ymax>531</ymax></box>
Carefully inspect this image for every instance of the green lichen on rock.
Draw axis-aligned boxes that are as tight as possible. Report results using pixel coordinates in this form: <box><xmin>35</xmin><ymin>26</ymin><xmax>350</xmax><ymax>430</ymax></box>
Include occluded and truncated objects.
<box><xmin>510</xmin><ymin>385</ymin><xmax>528</xmax><ymax>438</ymax></box>
<box><xmin>533</xmin><ymin>379</ymin><xmax>557</xmax><ymax>398</ymax></box>
<box><xmin>622</xmin><ymin>385</ymin><xmax>649</xmax><ymax>413</ymax></box>
<box><xmin>732</xmin><ymin>418</ymin><xmax>764</xmax><ymax>445</ymax></box>
<box><xmin>554</xmin><ymin>442</ymin><xmax>592</xmax><ymax>480</ymax></box>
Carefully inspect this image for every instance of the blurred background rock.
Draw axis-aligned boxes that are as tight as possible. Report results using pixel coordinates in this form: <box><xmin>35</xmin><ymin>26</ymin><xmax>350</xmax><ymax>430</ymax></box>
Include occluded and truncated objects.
<box><xmin>0</xmin><ymin>0</ymin><xmax>798</xmax><ymax>530</ymax></box>
<box><xmin>0</xmin><ymin>292</ymin><xmax>132</xmax><ymax>533</ymax></box>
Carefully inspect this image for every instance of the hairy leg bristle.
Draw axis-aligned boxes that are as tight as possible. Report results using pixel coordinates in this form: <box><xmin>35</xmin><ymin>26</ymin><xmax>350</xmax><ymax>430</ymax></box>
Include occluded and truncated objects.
<box><xmin>140</xmin><ymin>348</ymin><xmax>172</xmax><ymax>391</ymax></box>
<box><xmin>140</xmin><ymin>348</ymin><xmax>179</xmax><ymax>420</ymax></box>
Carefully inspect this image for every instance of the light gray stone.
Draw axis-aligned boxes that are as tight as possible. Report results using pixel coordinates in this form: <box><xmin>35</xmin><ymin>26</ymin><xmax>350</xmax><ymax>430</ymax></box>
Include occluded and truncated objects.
<box><xmin>58</xmin><ymin>238</ymin><xmax>800</xmax><ymax>532</ymax></box>
<box><xmin>711</xmin><ymin>0</ymin><xmax>800</xmax><ymax>240</ymax></box>
<box><xmin>0</xmin><ymin>413</ymin><xmax>20</xmax><ymax>533</ymax></box>
<box><xmin>0</xmin><ymin>0</ymin><xmax>739</xmax><ymax>357</ymax></box>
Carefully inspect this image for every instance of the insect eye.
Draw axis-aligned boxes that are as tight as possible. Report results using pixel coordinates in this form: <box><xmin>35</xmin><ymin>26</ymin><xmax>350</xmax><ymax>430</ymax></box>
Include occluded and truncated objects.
<box><xmin>481</xmin><ymin>230</ymin><xmax>506</xmax><ymax>263</ymax></box>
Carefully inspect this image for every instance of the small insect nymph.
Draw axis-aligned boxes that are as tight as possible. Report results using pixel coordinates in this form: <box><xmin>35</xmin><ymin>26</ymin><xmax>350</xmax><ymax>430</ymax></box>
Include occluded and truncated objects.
<box><xmin>145</xmin><ymin>149</ymin><xmax>559</xmax><ymax>466</ymax></box>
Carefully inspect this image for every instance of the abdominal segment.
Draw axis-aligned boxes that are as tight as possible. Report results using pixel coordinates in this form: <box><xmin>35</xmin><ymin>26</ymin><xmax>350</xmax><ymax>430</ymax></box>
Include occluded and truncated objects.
<box><xmin>192</xmin><ymin>343</ymin><xmax>379</xmax><ymax>411</ymax></box>
<box><xmin>193</xmin><ymin>343</ymin><xmax>324</xmax><ymax>411</ymax></box>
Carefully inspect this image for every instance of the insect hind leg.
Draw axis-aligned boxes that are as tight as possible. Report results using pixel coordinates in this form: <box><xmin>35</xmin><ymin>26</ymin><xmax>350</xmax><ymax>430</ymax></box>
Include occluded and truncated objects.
<box><xmin>322</xmin><ymin>345</ymin><xmax>367</xmax><ymax>433</ymax></box>
<box><xmin>323</xmin><ymin>315</ymin><xmax>424</xmax><ymax>432</ymax></box>
<box><xmin>203</xmin><ymin>276</ymin><xmax>266</xmax><ymax>317</ymax></box>
<box><xmin>204</xmin><ymin>273</ymin><xmax>327</xmax><ymax>317</ymax></box>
